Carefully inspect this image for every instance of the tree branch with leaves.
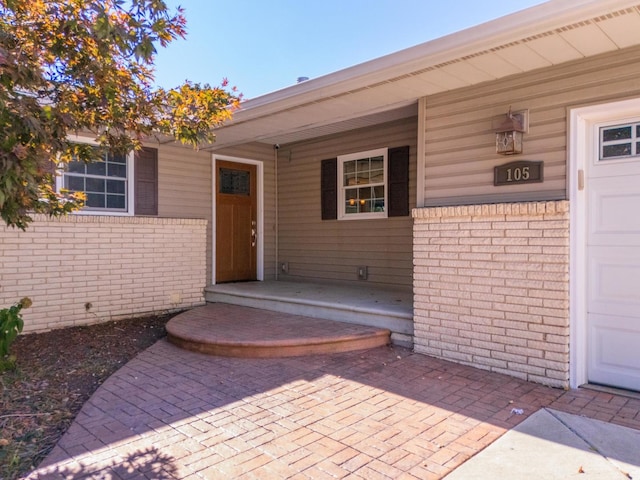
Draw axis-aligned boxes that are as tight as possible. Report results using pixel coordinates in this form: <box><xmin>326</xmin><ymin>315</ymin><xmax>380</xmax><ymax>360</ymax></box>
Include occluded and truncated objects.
<box><xmin>0</xmin><ymin>0</ymin><xmax>240</xmax><ymax>229</ymax></box>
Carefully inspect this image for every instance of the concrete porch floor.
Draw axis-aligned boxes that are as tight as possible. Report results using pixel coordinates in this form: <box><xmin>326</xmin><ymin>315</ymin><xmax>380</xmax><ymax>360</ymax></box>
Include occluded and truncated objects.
<box><xmin>204</xmin><ymin>280</ymin><xmax>413</xmax><ymax>346</ymax></box>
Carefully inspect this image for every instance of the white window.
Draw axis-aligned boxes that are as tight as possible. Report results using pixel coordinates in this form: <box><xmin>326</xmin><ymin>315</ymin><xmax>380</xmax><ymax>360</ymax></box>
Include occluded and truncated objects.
<box><xmin>56</xmin><ymin>137</ymin><xmax>134</xmax><ymax>215</ymax></box>
<box><xmin>599</xmin><ymin>122</ymin><xmax>640</xmax><ymax>160</ymax></box>
<box><xmin>337</xmin><ymin>148</ymin><xmax>387</xmax><ymax>220</ymax></box>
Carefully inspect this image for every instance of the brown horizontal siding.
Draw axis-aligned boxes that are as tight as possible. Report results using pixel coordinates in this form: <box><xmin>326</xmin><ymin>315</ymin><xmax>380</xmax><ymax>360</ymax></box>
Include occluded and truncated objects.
<box><xmin>277</xmin><ymin>118</ymin><xmax>417</xmax><ymax>287</ymax></box>
<box><xmin>422</xmin><ymin>45</ymin><xmax>640</xmax><ymax>205</ymax></box>
<box><xmin>157</xmin><ymin>144</ymin><xmax>212</xmax><ymax>219</ymax></box>
<box><xmin>153</xmin><ymin>143</ymin><xmax>213</xmax><ymax>281</ymax></box>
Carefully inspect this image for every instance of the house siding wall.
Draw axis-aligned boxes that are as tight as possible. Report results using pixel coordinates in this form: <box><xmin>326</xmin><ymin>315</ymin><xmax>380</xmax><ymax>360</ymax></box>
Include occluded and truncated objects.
<box><xmin>0</xmin><ymin>215</ymin><xmax>207</xmax><ymax>333</ymax></box>
<box><xmin>413</xmin><ymin>201</ymin><xmax>570</xmax><ymax>388</ymax></box>
<box><xmin>155</xmin><ymin>143</ymin><xmax>213</xmax><ymax>281</ymax></box>
<box><xmin>421</xmin><ymin>45</ymin><xmax>640</xmax><ymax>205</ymax></box>
<box><xmin>277</xmin><ymin>117</ymin><xmax>417</xmax><ymax>287</ymax></box>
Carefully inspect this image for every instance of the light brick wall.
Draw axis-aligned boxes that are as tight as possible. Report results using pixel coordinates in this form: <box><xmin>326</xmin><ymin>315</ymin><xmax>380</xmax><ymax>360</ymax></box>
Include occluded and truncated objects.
<box><xmin>0</xmin><ymin>215</ymin><xmax>207</xmax><ymax>333</ymax></box>
<box><xmin>412</xmin><ymin>201</ymin><xmax>570</xmax><ymax>388</ymax></box>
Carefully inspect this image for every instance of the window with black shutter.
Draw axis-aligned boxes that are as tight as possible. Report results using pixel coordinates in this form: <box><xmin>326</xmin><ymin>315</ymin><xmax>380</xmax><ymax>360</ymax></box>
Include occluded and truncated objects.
<box><xmin>321</xmin><ymin>146</ymin><xmax>409</xmax><ymax>220</ymax></box>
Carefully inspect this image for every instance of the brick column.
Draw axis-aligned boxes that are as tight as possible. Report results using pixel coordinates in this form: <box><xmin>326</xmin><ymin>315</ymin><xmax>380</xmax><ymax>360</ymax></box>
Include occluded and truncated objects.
<box><xmin>412</xmin><ymin>201</ymin><xmax>570</xmax><ymax>388</ymax></box>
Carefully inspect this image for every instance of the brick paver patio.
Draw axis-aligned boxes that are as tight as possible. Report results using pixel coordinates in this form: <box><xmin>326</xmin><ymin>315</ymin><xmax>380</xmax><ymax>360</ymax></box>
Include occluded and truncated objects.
<box><xmin>29</xmin><ymin>338</ymin><xmax>640</xmax><ymax>479</ymax></box>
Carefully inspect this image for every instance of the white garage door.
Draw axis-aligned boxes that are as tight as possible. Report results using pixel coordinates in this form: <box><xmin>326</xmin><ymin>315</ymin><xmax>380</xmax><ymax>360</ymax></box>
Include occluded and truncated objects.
<box><xmin>587</xmin><ymin>121</ymin><xmax>640</xmax><ymax>392</ymax></box>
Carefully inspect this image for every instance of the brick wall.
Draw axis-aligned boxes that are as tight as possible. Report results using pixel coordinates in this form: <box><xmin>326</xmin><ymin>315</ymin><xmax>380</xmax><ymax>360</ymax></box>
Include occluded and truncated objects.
<box><xmin>0</xmin><ymin>215</ymin><xmax>207</xmax><ymax>333</ymax></box>
<box><xmin>412</xmin><ymin>201</ymin><xmax>570</xmax><ymax>388</ymax></box>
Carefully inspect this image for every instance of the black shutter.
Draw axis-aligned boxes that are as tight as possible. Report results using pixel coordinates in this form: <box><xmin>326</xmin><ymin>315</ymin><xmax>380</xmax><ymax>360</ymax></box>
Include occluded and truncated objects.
<box><xmin>388</xmin><ymin>146</ymin><xmax>410</xmax><ymax>217</ymax></box>
<box><xmin>134</xmin><ymin>147</ymin><xmax>158</xmax><ymax>216</ymax></box>
<box><xmin>321</xmin><ymin>158</ymin><xmax>337</xmax><ymax>220</ymax></box>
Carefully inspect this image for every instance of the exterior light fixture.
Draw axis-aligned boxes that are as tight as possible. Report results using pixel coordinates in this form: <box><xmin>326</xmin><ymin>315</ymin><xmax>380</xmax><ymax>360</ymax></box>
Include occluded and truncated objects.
<box><xmin>496</xmin><ymin>108</ymin><xmax>526</xmax><ymax>155</ymax></box>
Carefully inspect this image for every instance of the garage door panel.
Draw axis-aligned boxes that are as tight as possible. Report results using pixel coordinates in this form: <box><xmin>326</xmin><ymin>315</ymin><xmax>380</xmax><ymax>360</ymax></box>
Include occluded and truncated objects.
<box><xmin>588</xmin><ymin>176</ymin><xmax>640</xmax><ymax>245</ymax></box>
<box><xmin>588</xmin><ymin>247</ymin><xmax>640</xmax><ymax>318</ymax></box>
<box><xmin>589</xmin><ymin>314</ymin><xmax>640</xmax><ymax>391</ymax></box>
<box><xmin>587</xmin><ymin>121</ymin><xmax>640</xmax><ymax>391</ymax></box>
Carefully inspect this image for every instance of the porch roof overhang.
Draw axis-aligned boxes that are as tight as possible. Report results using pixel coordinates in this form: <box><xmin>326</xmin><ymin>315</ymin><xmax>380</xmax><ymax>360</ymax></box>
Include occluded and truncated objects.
<box><xmin>203</xmin><ymin>0</ymin><xmax>640</xmax><ymax>152</ymax></box>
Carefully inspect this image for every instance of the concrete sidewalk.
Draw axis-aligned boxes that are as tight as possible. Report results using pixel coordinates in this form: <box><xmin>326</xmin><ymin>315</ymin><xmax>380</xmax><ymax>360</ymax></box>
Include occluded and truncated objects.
<box><xmin>28</xmin><ymin>340</ymin><xmax>640</xmax><ymax>479</ymax></box>
<box><xmin>444</xmin><ymin>408</ymin><xmax>640</xmax><ymax>479</ymax></box>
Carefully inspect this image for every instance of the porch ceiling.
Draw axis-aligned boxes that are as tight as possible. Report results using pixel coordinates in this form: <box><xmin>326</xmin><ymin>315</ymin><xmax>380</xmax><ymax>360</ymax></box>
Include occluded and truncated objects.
<box><xmin>205</xmin><ymin>0</ymin><xmax>640</xmax><ymax>151</ymax></box>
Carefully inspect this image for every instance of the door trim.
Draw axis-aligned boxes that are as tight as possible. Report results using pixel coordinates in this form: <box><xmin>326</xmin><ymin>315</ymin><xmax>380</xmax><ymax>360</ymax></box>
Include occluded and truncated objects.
<box><xmin>211</xmin><ymin>154</ymin><xmax>264</xmax><ymax>285</ymax></box>
<box><xmin>569</xmin><ymin>97</ymin><xmax>640</xmax><ymax>388</ymax></box>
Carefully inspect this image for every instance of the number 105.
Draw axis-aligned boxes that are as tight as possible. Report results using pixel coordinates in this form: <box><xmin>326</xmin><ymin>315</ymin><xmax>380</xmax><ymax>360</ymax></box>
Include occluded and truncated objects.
<box><xmin>506</xmin><ymin>166</ymin><xmax>530</xmax><ymax>182</ymax></box>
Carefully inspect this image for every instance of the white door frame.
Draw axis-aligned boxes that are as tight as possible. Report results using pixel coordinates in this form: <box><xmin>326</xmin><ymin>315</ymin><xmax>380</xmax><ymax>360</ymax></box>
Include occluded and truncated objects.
<box><xmin>569</xmin><ymin>97</ymin><xmax>640</xmax><ymax>388</ymax></box>
<box><xmin>211</xmin><ymin>154</ymin><xmax>265</xmax><ymax>285</ymax></box>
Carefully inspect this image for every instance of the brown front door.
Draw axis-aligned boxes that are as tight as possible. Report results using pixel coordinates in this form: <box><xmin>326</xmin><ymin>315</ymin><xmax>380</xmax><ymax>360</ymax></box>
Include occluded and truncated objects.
<box><xmin>216</xmin><ymin>161</ymin><xmax>257</xmax><ymax>283</ymax></box>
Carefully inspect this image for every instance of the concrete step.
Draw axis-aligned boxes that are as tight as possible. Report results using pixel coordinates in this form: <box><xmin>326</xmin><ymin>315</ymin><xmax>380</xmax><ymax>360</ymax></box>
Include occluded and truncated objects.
<box><xmin>166</xmin><ymin>303</ymin><xmax>391</xmax><ymax>358</ymax></box>
<box><xmin>204</xmin><ymin>281</ymin><xmax>413</xmax><ymax>347</ymax></box>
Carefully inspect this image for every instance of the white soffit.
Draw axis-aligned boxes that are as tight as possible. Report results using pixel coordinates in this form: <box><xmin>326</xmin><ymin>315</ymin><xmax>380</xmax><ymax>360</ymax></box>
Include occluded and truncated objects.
<box><xmin>559</xmin><ymin>24</ymin><xmax>619</xmax><ymax>56</ymax></box>
<box><xmin>465</xmin><ymin>52</ymin><xmax>524</xmax><ymax>78</ymax></box>
<box><xmin>209</xmin><ymin>1</ymin><xmax>640</xmax><ymax>150</ymax></box>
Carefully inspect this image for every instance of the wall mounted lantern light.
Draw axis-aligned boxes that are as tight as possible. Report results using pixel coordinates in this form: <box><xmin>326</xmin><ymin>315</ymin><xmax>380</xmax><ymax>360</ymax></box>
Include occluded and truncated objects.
<box><xmin>495</xmin><ymin>108</ymin><xmax>527</xmax><ymax>155</ymax></box>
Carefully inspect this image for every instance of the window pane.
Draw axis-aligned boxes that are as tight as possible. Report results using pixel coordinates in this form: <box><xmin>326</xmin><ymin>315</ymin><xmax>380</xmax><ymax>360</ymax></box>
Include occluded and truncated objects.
<box><xmin>344</xmin><ymin>173</ymin><xmax>356</xmax><ymax>186</ymax></box>
<box><xmin>373</xmin><ymin>185</ymin><xmax>385</xmax><ymax>212</ymax></box>
<box><xmin>86</xmin><ymin>193</ymin><xmax>105</xmax><ymax>208</ymax></box>
<box><xmin>107</xmin><ymin>179</ymin><xmax>125</xmax><ymax>194</ymax></box>
<box><xmin>370</xmin><ymin>156</ymin><xmax>383</xmax><ymax>170</ymax></box>
<box><xmin>109</xmin><ymin>153</ymin><xmax>127</xmax><ymax>164</ymax></box>
<box><xmin>106</xmin><ymin>194</ymin><xmax>125</xmax><ymax>209</ymax></box>
<box><xmin>358</xmin><ymin>187</ymin><xmax>372</xmax><ymax>200</ymax></box>
<box><xmin>67</xmin><ymin>161</ymin><xmax>85</xmax><ymax>174</ymax></box>
<box><xmin>603</xmin><ymin>143</ymin><xmax>632</xmax><ymax>158</ymax></box>
<box><xmin>86</xmin><ymin>177</ymin><xmax>105</xmax><ymax>193</ymax></box>
<box><xmin>370</xmin><ymin>168</ymin><xmax>384</xmax><ymax>184</ymax></box>
<box><xmin>107</xmin><ymin>163</ymin><xmax>127</xmax><ymax>178</ymax></box>
<box><xmin>356</xmin><ymin>171</ymin><xmax>370</xmax><ymax>184</ymax></box>
<box><xmin>343</xmin><ymin>160</ymin><xmax>355</xmax><ymax>175</ymax></box>
<box><xmin>602</xmin><ymin>126</ymin><xmax>632</xmax><ymax>142</ymax></box>
<box><xmin>66</xmin><ymin>175</ymin><xmax>85</xmax><ymax>191</ymax></box>
<box><xmin>356</xmin><ymin>158</ymin><xmax>369</xmax><ymax>173</ymax></box>
<box><xmin>345</xmin><ymin>188</ymin><xmax>358</xmax><ymax>214</ymax></box>
<box><xmin>86</xmin><ymin>161</ymin><xmax>106</xmax><ymax>176</ymax></box>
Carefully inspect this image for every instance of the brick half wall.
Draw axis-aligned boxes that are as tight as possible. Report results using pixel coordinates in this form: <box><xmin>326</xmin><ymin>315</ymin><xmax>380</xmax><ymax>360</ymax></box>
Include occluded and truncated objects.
<box><xmin>0</xmin><ymin>215</ymin><xmax>207</xmax><ymax>333</ymax></box>
<box><xmin>412</xmin><ymin>201</ymin><xmax>570</xmax><ymax>388</ymax></box>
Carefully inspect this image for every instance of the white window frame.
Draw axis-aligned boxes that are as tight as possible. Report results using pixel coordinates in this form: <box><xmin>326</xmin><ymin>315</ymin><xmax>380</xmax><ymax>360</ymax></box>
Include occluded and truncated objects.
<box><xmin>55</xmin><ymin>135</ymin><xmax>135</xmax><ymax>216</ymax></box>
<box><xmin>337</xmin><ymin>148</ymin><xmax>388</xmax><ymax>220</ymax></box>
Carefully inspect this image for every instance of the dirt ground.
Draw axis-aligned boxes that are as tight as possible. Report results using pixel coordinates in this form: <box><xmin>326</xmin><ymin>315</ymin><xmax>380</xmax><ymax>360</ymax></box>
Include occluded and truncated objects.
<box><xmin>0</xmin><ymin>313</ymin><xmax>175</xmax><ymax>480</ymax></box>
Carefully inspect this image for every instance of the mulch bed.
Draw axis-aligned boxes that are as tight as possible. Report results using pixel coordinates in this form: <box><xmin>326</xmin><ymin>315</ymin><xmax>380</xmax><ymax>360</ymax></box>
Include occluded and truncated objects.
<box><xmin>0</xmin><ymin>313</ymin><xmax>175</xmax><ymax>480</ymax></box>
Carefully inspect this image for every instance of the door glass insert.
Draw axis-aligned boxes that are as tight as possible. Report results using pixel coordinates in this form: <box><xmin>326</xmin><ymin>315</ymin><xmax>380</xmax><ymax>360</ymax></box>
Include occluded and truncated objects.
<box><xmin>220</xmin><ymin>168</ymin><xmax>250</xmax><ymax>195</ymax></box>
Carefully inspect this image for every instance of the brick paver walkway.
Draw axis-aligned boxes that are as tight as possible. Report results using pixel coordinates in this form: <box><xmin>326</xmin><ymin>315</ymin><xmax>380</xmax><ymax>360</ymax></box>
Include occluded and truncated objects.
<box><xmin>29</xmin><ymin>341</ymin><xmax>640</xmax><ymax>479</ymax></box>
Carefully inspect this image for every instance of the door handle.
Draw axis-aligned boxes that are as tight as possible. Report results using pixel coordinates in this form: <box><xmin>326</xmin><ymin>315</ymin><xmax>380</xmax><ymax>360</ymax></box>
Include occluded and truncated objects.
<box><xmin>251</xmin><ymin>220</ymin><xmax>257</xmax><ymax>248</ymax></box>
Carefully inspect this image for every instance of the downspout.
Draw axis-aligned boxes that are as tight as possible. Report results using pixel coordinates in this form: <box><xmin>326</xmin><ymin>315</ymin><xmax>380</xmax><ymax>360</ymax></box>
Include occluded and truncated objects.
<box><xmin>274</xmin><ymin>144</ymin><xmax>279</xmax><ymax>280</ymax></box>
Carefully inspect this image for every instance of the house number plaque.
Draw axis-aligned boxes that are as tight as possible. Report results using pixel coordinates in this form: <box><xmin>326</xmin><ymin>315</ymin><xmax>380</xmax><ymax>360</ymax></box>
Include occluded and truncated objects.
<box><xmin>494</xmin><ymin>160</ymin><xmax>543</xmax><ymax>186</ymax></box>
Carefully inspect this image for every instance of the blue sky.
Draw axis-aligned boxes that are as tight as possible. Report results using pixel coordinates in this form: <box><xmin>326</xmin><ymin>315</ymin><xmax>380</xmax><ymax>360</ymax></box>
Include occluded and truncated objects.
<box><xmin>153</xmin><ymin>0</ymin><xmax>547</xmax><ymax>100</ymax></box>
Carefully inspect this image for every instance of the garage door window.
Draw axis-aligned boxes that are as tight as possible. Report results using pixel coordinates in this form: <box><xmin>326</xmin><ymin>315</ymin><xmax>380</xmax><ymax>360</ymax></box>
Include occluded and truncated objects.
<box><xmin>600</xmin><ymin>122</ymin><xmax>640</xmax><ymax>160</ymax></box>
